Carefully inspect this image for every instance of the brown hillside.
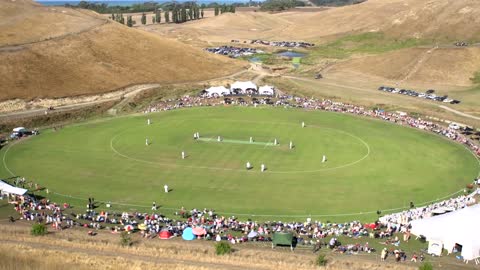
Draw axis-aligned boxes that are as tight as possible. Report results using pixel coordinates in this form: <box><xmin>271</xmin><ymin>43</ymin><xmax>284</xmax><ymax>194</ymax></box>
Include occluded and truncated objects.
<box><xmin>162</xmin><ymin>0</ymin><xmax>480</xmax><ymax>43</ymax></box>
<box><xmin>330</xmin><ymin>47</ymin><xmax>480</xmax><ymax>86</ymax></box>
<box><xmin>0</xmin><ymin>0</ymin><xmax>242</xmax><ymax>101</ymax></box>
<box><xmin>0</xmin><ymin>0</ymin><xmax>105</xmax><ymax>46</ymax></box>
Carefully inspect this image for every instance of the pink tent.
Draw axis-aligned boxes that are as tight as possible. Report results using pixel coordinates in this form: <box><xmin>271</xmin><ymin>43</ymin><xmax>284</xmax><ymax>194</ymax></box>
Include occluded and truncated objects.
<box><xmin>192</xmin><ymin>227</ymin><xmax>207</xmax><ymax>236</ymax></box>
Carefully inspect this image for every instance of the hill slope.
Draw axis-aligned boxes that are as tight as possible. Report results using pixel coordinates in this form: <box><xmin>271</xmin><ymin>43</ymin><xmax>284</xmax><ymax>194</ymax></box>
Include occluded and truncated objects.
<box><xmin>0</xmin><ymin>0</ymin><xmax>242</xmax><ymax>101</ymax></box>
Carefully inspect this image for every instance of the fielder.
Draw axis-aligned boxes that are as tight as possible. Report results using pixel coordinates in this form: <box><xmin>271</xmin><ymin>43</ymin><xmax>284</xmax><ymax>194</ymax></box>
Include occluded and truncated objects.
<box><xmin>261</xmin><ymin>164</ymin><xmax>265</xmax><ymax>172</ymax></box>
<box><xmin>289</xmin><ymin>141</ymin><xmax>293</xmax><ymax>149</ymax></box>
<box><xmin>164</xmin><ymin>184</ymin><xmax>169</xmax><ymax>193</ymax></box>
<box><xmin>147</xmin><ymin>119</ymin><xmax>151</xmax><ymax>125</ymax></box>
<box><xmin>218</xmin><ymin>136</ymin><xmax>222</xmax><ymax>142</ymax></box>
<box><xmin>182</xmin><ymin>151</ymin><xmax>186</xmax><ymax>159</ymax></box>
<box><xmin>246</xmin><ymin>161</ymin><xmax>251</xmax><ymax>170</ymax></box>
<box><xmin>146</xmin><ymin>138</ymin><xmax>149</xmax><ymax>146</ymax></box>
<box><xmin>302</xmin><ymin>122</ymin><xmax>305</xmax><ymax>128</ymax></box>
<box><xmin>250</xmin><ymin>137</ymin><xmax>253</xmax><ymax>143</ymax></box>
<box><xmin>322</xmin><ymin>155</ymin><xmax>327</xmax><ymax>163</ymax></box>
<box><xmin>274</xmin><ymin>138</ymin><xmax>278</xmax><ymax>145</ymax></box>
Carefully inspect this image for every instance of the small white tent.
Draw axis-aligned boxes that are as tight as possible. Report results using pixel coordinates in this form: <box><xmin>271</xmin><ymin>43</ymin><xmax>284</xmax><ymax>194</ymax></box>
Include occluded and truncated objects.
<box><xmin>204</xmin><ymin>86</ymin><xmax>230</xmax><ymax>97</ymax></box>
<box><xmin>410</xmin><ymin>204</ymin><xmax>480</xmax><ymax>261</ymax></box>
<box><xmin>230</xmin><ymin>81</ymin><xmax>257</xmax><ymax>94</ymax></box>
<box><xmin>258</xmin><ymin>85</ymin><xmax>275</xmax><ymax>96</ymax></box>
<box><xmin>0</xmin><ymin>180</ymin><xmax>27</xmax><ymax>196</ymax></box>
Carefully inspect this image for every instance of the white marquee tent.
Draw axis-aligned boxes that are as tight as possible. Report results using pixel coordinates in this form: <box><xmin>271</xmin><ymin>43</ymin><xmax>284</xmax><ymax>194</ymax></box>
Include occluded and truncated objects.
<box><xmin>0</xmin><ymin>180</ymin><xmax>27</xmax><ymax>196</ymax></box>
<box><xmin>204</xmin><ymin>86</ymin><xmax>230</xmax><ymax>97</ymax></box>
<box><xmin>258</xmin><ymin>85</ymin><xmax>275</xmax><ymax>96</ymax></box>
<box><xmin>230</xmin><ymin>81</ymin><xmax>257</xmax><ymax>94</ymax></box>
<box><xmin>410</xmin><ymin>204</ymin><xmax>480</xmax><ymax>260</ymax></box>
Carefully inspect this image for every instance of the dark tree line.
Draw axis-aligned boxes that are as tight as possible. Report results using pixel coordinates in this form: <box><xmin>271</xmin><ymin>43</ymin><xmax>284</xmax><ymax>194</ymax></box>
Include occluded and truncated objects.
<box><xmin>214</xmin><ymin>4</ymin><xmax>236</xmax><ymax>16</ymax></box>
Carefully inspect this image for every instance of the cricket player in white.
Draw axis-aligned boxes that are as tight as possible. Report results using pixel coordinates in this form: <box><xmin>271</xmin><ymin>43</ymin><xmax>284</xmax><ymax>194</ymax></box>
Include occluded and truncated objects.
<box><xmin>246</xmin><ymin>161</ymin><xmax>251</xmax><ymax>170</ymax></box>
<box><xmin>147</xmin><ymin>119</ymin><xmax>151</xmax><ymax>125</ymax></box>
<box><xmin>261</xmin><ymin>164</ymin><xmax>265</xmax><ymax>172</ymax></box>
<box><xmin>182</xmin><ymin>151</ymin><xmax>186</xmax><ymax>159</ymax></box>
<box><xmin>218</xmin><ymin>136</ymin><xmax>222</xmax><ymax>142</ymax></box>
<box><xmin>302</xmin><ymin>122</ymin><xmax>305</xmax><ymax>128</ymax></box>
<box><xmin>289</xmin><ymin>141</ymin><xmax>293</xmax><ymax>149</ymax></box>
<box><xmin>250</xmin><ymin>137</ymin><xmax>253</xmax><ymax>143</ymax></box>
<box><xmin>146</xmin><ymin>138</ymin><xmax>149</xmax><ymax>146</ymax></box>
<box><xmin>274</xmin><ymin>138</ymin><xmax>278</xmax><ymax>145</ymax></box>
<box><xmin>164</xmin><ymin>184</ymin><xmax>169</xmax><ymax>193</ymax></box>
<box><xmin>322</xmin><ymin>155</ymin><xmax>326</xmax><ymax>163</ymax></box>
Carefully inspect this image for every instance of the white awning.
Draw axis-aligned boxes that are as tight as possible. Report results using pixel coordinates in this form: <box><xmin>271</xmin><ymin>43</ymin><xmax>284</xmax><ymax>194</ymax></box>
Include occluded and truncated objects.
<box><xmin>231</xmin><ymin>81</ymin><xmax>257</xmax><ymax>92</ymax></box>
<box><xmin>205</xmin><ymin>86</ymin><xmax>230</xmax><ymax>96</ymax></box>
<box><xmin>259</xmin><ymin>85</ymin><xmax>275</xmax><ymax>95</ymax></box>
<box><xmin>0</xmin><ymin>180</ymin><xmax>28</xmax><ymax>196</ymax></box>
<box><xmin>410</xmin><ymin>204</ymin><xmax>480</xmax><ymax>260</ymax></box>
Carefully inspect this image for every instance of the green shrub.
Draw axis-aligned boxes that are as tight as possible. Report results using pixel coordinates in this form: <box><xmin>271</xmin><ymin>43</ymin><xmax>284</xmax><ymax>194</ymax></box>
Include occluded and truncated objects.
<box><xmin>419</xmin><ymin>262</ymin><xmax>433</xmax><ymax>270</ymax></box>
<box><xmin>31</xmin><ymin>223</ymin><xmax>47</xmax><ymax>236</ymax></box>
<box><xmin>120</xmin><ymin>231</ymin><xmax>132</xmax><ymax>247</ymax></box>
<box><xmin>215</xmin><ymin>242</ymin><xmax>232</xmax><ymax>255</ymax></box>
<box><xmin>315</xmin><ymin>254</ymin><xmax>328</xmax><ymax>266</ymax></box>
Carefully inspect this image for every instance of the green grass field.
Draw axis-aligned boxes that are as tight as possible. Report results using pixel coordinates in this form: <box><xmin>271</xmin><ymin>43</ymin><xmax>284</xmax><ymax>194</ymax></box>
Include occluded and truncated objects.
<box><xmin>1</xmin><ymin>107</ymin><xmax>478</xmax><ymax>221</ymax></box>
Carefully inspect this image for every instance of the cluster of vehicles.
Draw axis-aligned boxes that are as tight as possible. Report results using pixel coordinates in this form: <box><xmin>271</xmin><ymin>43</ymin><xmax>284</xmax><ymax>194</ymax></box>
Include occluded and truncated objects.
<box><xmin>205</xmin><ymin>46</ymin><xmax>262</xmax><ymax>58</ymax></box>
<box><xmin>250</xmin><ymin>39</ymin><xmax>315</xmax><ymax>48</ymax></box>
<box><xmin>9</xmin><ymin>127</ymin><xmax>39</xmax><ymax>139</ymax></box>
<box><xmin>378</xmin><ymin>86</ymin><xmax>460</xmax><ymax>104</ymax></box>
<box><xmin>454</xmin><ymin>42</ymin><xmax>468</xmax><ymax>47</ymax></box>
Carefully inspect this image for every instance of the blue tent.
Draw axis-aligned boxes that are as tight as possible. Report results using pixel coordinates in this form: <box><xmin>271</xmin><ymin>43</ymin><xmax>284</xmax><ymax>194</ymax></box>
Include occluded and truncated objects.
<box><xmin>182</xmin><ymin>227</ymin><xmax>196</xmax><ymax>241</ymax></box>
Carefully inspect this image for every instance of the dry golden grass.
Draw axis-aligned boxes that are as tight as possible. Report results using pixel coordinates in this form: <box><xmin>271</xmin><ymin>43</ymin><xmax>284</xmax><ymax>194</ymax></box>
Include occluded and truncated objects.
<box><xmin>0</xmin><ymin>0</ymin><xmax>105</xmax><ymax>46</ymax></box>
<box><xmin>0</xmin><ymin>223</ymin><xmax>419</xmax><ymax>270</ymax></box>
<box><xmin>330</xmin><ymin>47</ymin><xmax>480</xmax><ymax>87</ymax></box>
<box><xmin>0</xmin><ymin>0</ymin><xmax>244</xmax><ymax>101</ymax></box>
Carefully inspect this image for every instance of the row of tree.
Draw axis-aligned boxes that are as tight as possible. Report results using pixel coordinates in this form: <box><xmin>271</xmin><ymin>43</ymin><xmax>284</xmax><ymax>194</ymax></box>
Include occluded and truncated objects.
<box><xmin>111</xmin><ymin>5</ymin><xmax>206</xmax><ymax>27</ymax></box>
<box><xmin>214</xmin><ymin>4</ymin><xmax>236</xmax><ymax>16</ymax></box>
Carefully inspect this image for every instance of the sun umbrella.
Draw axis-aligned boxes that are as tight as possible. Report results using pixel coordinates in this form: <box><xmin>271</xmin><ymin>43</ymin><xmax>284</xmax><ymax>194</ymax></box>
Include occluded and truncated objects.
<box><xmin>248</xmin><ymin>231</ymin><xmax>258</xmax><ymax>238</ymax></box>
<box><xmin>182</xmin><ymin>227</ymin><xmax>196</xmax><ymax>241</ymax></box>
<box><xmin>192</xmin><ymin>227</ymin><xmax>207</xmax><ymax>236</ymax></box>
<box><xmin>138</xmin><ymin>223</ymin><xmax>147</xmax><ymax>231</ymax></box>
<box><xmin>124</xmin><ymin>225</ymin><xmax>134</xmax><ymax>232</ymax></box>
<box><xmin>159</xmin><ymin>230</ymin><xmax>173</xmax><ymax>239</ymax></box>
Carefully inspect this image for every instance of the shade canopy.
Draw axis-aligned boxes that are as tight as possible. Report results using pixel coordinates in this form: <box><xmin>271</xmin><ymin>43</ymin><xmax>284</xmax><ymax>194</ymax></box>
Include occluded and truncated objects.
<box><xmin>159</xmin><ymin>230</ymin><xmax>173</xmax><ymax>239</ymax></box>
<box><xmin>0</xmin><ymin>180</ymin><xmax>27</xmax><ymax>196</ymax></box>
<box><xmin>182</xmin><ymin>227</ymin><xmax>196</xmax><ymax>241</ymax></box>
<box><xmin>205</xmin><ymin>86</ymin><xmax>230</xmax><ymax>97</ymax></box>
<box><xmin>272</xmin><ymin>232</ymin><xmax>293</xmax><ymax>246</ymax></box>
<box><xmin>192</xmin><ymin>227</ymin><xmax>207</xmax><ymax>236</ymax></box>
<box><xmin>410</xmin><ymin>204</ymin><xmax>480</xmax><ymax>260</ymax></box>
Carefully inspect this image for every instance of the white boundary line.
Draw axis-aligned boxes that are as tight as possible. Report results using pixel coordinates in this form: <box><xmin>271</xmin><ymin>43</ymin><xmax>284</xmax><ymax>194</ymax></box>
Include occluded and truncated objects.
<box><xmin>109</xmin><ymin>122</ymin><xmax>371</xmax><ymax>174</ymax></box>
<box><xmin>2</xmin><ymin>109</ymin><xmax>479</xmax><ymax>218</ymax></box>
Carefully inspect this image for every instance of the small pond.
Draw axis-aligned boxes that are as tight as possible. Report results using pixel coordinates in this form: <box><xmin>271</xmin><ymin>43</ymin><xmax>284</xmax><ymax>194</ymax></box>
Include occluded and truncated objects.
<box><xmin>276</xmin><ymin>51</ymin><xmax>306</xmax><ymax>58</ymax></box>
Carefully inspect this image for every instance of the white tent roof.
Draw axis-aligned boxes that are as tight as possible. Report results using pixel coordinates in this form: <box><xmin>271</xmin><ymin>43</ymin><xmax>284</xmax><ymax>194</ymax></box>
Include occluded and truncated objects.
<box><xmin>0</xmin><ymin>180</ymin><xmax>27</xmax><ymax>196</ymax></box>
<box><xmin>410</xmin><ymin>204</ymin><xmax>480</xmax><ymax>260</ymax></box>
<box><xmin>12</xmin><ymin>127</ymin><xmax>26</xmax><ymax>132</ymax></box>
<box><xmin>259</xmin><ymin>85</ymin><xmax>275</xmax><ymax>94</ymax></box>
<box><xmin>205</xmin><ymin>86</ymin><xmax>230</xmax><ymax>96</ymax></box>
<box><xmin>231</xmin><ymin>81</ymin><xmax>257</xmax><ymax>91</ymax></box>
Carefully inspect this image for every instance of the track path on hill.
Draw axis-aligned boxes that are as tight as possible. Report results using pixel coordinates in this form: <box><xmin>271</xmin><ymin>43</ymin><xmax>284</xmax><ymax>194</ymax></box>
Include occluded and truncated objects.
<box><xmin>438</xmin><ymin>105</ymin><xmax>480</xmax><ymax>121</ymax></box>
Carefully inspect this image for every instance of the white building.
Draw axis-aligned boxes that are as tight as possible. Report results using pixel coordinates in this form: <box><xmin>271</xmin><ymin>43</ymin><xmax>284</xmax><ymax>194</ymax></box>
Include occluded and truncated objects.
<box><xmin>204</xmin><ymin>86</ymin><xmax>231</xmax><ymax>97</ymax></box>
<box><xmin>258</xmin><ymin>85</ymin><xmax>275</xmax><ymax>96</ymax></box>
<box><xmin>230</xmin><ymin>81</ymin><xmax>257</xmax><ymax>95</ymax></box>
